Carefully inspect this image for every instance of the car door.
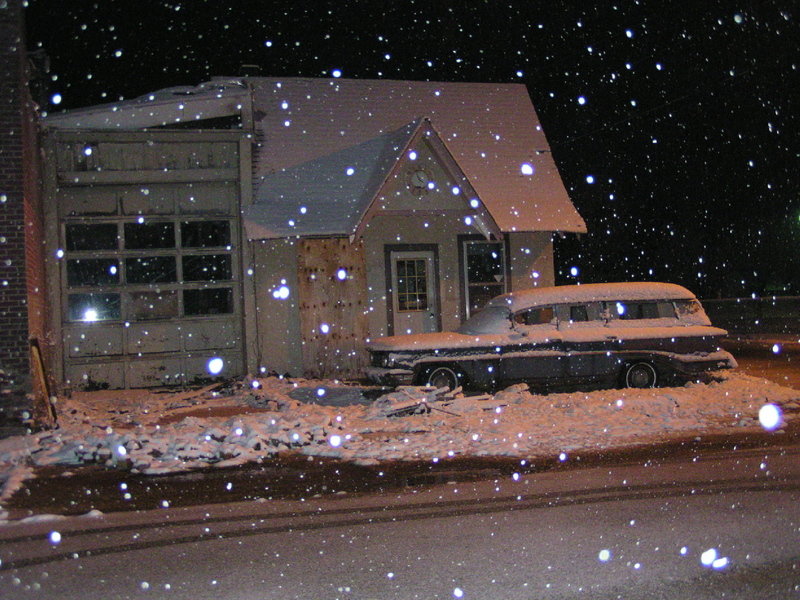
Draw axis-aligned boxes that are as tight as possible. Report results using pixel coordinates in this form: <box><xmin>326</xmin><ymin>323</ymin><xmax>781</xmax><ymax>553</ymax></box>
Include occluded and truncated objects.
<box><xmin>558</xmin><ymin>302</ymin><xmax>618</xmax><ymax>383</ymax></box>
<box><xmin>499</xmin><ymin>305</ymin><xmax>565</xmax><ymax>385</ymax></box>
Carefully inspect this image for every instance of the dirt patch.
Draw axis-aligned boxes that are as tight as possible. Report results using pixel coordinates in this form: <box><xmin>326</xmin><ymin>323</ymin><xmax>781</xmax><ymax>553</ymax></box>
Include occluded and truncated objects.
<box><xmin>157</xmin><ymin>405</ymin><xmax>274</xmax><ymax>425</ymax></box>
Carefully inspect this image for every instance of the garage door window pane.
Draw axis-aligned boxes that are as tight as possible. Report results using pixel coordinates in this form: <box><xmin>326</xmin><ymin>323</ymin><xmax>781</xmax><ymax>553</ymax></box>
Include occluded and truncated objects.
<box><xmin>67</xmin><ymin>258</ymin><xmax>120</xmax><ymax>286</ymax></box>
<box><xmin>124</xmin><ymin>222</ymin><xmax>175</xmax><ymax>249</ymax></box>
<box><xmin>125</xmin><ymin>256</ymin><xmax>177</xmax><ymax>284</ymax></box>
<box><xmin>182</xmin><ymin>254</ymin><xmax>232</xmax><ymax>282</ymax></box>
<box><xmin>68</xmin><ymin>293</ymin><xmax>121</xmax><ymax>321</ymax></box>
<box><xmin>184</xmin><ymin>287</ymin><xmax>233</xmax><ymax>315</ymax></box>
<box><xmin>129</xmin><ymin>290</ymin><xmax>179</xmax><ymax>320</ymax></box>
<box><xmin>181</xmin><ymin>221</ymin><xmax>230</xmax><ymax>248</ymax></box>
<box><xmin>66</xmin><ymin>224</ymin><xmax>118</xmax><ymax>251</ymax></box>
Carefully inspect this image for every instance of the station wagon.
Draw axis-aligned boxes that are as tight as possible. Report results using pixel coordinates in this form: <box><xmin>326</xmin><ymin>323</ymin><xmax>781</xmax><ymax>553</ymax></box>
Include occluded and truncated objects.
<box><xmin>365</xmin><ymin>282</ymin><xmax>737</xmax><ymax>391</ymax></box>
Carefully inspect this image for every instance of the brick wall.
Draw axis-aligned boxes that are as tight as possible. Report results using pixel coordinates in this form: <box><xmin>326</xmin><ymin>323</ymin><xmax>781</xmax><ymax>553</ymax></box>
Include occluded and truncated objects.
<box><xmin>0</xmin><ymin>0</ymin><xmax>41</xmax><ymax>385</ymax></box>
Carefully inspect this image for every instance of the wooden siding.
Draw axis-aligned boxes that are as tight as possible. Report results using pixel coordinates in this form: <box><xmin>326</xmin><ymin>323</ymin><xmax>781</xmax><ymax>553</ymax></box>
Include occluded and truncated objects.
<box><xmin>297</xmin><ymin>238</ymin><xmax>368</xmax><ymax>378</ymax></box>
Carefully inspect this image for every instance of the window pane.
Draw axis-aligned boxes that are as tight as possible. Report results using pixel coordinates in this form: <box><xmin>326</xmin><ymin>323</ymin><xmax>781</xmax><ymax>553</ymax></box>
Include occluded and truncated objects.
<box><xmin>129</xmin><ymin>290</ymin><xmax>179</xmax><ymax>320</ymax></box>
<box><xmin>466</xmin><ymin>242</ymin><xmax>504</xmax><ymax>283</ymax></box>
<box><xmin>464</xmin><ymin>240</ymin><xmax>505</xmax><ymax>317</ymax></box>
<box><xmin>570</xmin><ymin>305</ymin><xmax>589</xmax><ymax>322</ymax></box>
<box><xmin>125</xmin><ymin>256</ymin><xmax>177</xmax><ymax>284</ymax></box>
<box><xmin>181</xmin><ymin>220</ymin><xmax>230</xmax><ymax>248</ymax></box>
<box><xmin>641</xmin><ymin>303</ymin><xmax>660</xmax><ymax>319</ymax></box>
<box><xmin>66</xmin><ymin>258</ymin><xmax>120</xmax><ymax>286</ymax></box>
<box><xmin>514</xmin><ymin>307</ymin><xmax>555</xmax><ymax>326</ymax></box>
<box><xmin>124</xmin><ymin>222</ymin><xmax>175</xmax><ymax>249</ymax></box>
<box><xmin>676</xmin><ymin>299</ymin><xmax>703</xmax><ymax>317</ymax></box>
<box><xmin>66</xmin><ymin>224</ymin><xmax>118</xmax><ymax>251</ymax></box>
<box><xmin>182</xmin><ymin>254</ymin><xmax>232</xmax><ymax>282</ymax></box>
<box><xmin>184</xmin><ymin>287</ymin><xmax>233</xmax><ymax>315</ymax></box>
<box><xmin>615</xmin><ymin>301</ymin><xmax>661</xmax><ymax>320</ymax></box>
<box><xmin>396</xmin><ymin>258</ymin><xmax>428</xmax><ymax>311</ymax></box>
<box><xmin>68</xmin><ymin>293</ymin><xmax>120</xmax><ymax>321</ymax></box>
<box><xmin>467</xmin><ymin>284</ymin><xmax>502</xmax><ymax>316</ymax></box>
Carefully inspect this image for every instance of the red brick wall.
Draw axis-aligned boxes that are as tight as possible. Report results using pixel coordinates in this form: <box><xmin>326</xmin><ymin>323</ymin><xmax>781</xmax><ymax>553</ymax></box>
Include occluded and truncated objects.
<box><xmin>0</xmin><ymin>0</ymin><xmax>42</xmax><ymax>383</ymax></box>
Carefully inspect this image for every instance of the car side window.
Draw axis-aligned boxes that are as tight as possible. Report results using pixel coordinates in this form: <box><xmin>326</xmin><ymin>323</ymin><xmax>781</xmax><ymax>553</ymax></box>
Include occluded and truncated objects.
<box><xmin>569</xmin><ymin>305</ymin><xmax>589</xmax><ymax>322</ymax></box>
<box><xmin>611</xmin><ymin>301</ymin><xmax>676</xmax><ymax>320</ymax></box>
<box><xmin>514</xmin><ymin>306</ymin><xmax>555</xmax><ymax>326</ymax></box>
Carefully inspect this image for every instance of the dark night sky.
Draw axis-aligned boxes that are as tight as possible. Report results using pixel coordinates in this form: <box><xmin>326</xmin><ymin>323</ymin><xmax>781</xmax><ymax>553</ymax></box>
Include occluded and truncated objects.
<box><xmin>24</xmin><ymin>0</ymin><xmax>799</xmax><ymax>298</ymax></box>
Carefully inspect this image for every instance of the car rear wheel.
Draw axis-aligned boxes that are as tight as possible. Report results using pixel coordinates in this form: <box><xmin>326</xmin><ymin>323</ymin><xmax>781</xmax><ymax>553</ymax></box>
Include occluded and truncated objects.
<box><xmin>425</xmin><ymin>366</ymin><xmax>461</xmax><ymax>390</ymax></box>
<box><xmin>623</xmin><ymin>362</ymin><xmax>658</xmax><ymax>388</ymax></box>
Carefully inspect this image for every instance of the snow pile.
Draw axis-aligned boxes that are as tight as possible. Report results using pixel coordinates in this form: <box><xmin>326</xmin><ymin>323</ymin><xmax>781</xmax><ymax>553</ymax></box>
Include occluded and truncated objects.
<box><xmin>0</xmin><ymin>372</ymin><xmax>797</xmax><ymax>503</ymax></box>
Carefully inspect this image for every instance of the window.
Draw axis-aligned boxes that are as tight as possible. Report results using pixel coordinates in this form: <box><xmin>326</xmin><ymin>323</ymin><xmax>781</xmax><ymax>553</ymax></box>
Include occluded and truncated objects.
<box><xmin>66</xmin><ymin>258</ymin><xmax>120</xmax><ymax>287</ymax></box>
<box><xmin>184</xmin><ymin>288</ymin><xmax>234</xmax><ymax>315</ymax></box>
<box><xmin>125</xmin><ymin>256</ymin><xmax>177</xmax><ymax>284</ymax></box>
<box><xmin>463</xmin><ymin>239</ymin><xmax>506</xmax><ymax>318</ymax></box>
<box><xmin>67</xmin><ymin>293</ymin><xmax>121</xmax><ymax>322</ymax></box>
<box><xmin>569</xmin><ymin>305</ymin><xmax>589</xmax><ymax>322</ymax></box>
<box><xmin>675</xmin><ymin>299</ymin><xmax>702</xmax><ymax>317</ymax></box>
<box><xmin>613</xmin><ymin>301</ymin><xmax>672</xmax><ymax>320</ymax></box>
<box><xmin>181</xmin><ymin>220</ymin><xmax>230</xmax><ymax>247</ymax></box>
<box><xmin>66</xmin><ymin>223</ymin><xmax>117</xmax><ymax>251</ymax></box>
<box><xmin>62</xmin><ymin>217</ymin><xmax>236</xmax><ymax>322</ymax></box>
<box><xmin>514</xmin><ymin>306</ymin><xmax>555</xmax><ymax>326</ymax></box>
<box><xmin>129</xmin><ymin>290</ymin><xmax>179</xmax><ymax>320</ymax></box>
<box><xmin>124</xmin><ymin>222</ymin><xmax>175</xmax><ymax>249</ymax></box>
<box><xmin>395</xmin><ymin>258</ymin><xmax>428</xmax><ymax>311</ymax></box>
<box><xmin>182</xmin><ymin>254</ymin><xmax>232</xmax><ymax>282</ymax></box>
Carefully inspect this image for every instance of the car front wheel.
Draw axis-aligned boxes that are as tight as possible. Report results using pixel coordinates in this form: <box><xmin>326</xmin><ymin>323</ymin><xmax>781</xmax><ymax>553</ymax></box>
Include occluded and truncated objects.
<box><xmin>623</xmin><ymin>362</ymin><xmax>658</xmax><ymax>388</ymax></box>
<box><xmin>425</xmin><ymin>366</ymin><xmax>461</xmax><ymax>390</ymax></box>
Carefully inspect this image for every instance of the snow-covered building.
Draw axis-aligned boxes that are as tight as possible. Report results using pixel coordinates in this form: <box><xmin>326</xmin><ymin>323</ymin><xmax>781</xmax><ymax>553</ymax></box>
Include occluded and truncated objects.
<box><xmin>42</xmin><ymin>77</ymin><xmax>585</xmax><ymax>387</ymax></box>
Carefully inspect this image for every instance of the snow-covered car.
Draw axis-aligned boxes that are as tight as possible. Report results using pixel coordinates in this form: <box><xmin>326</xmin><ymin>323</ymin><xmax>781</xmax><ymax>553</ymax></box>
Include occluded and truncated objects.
<box><xmin>365</xmin><ymin>282</ymin><xmax>737</xmax><ymax>391</ymax></box>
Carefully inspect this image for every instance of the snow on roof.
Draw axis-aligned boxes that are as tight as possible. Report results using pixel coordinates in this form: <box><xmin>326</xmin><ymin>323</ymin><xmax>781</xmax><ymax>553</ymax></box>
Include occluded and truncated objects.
<box><xmin>44</xmin><ymin>76</ymin><xmax>586</xmax><ymax>235</ymax></box>
<box><xmin>250</xmin><ymin>77</ymin><xmax>585</xmax><ymax>234</ymax></box>
<box><xmin>44</xmin><ymin>78</ymin><xmax>249</xmax><ymax>129</ymax></box>
<box><xmin>244</xmin><ymin>119</ymin><xmax>421</xmax><ymax>239</ymax></box>
<box><xmin>489</xmin><ymin>282</ymin><xmax>699</xmax><ymax>312</ymax></box>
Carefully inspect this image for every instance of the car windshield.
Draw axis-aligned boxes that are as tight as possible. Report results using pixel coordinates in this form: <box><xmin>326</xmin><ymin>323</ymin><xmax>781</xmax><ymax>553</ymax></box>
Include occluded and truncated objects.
<box><xmin>457</xmin><ymin>305</ymin><xmax>512</xmax><ymax>334</ymax></box>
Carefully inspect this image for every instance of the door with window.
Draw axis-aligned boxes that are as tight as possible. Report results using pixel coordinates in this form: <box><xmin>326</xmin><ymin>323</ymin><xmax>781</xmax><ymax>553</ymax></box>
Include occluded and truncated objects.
<box><xmin>390</xmin><ymin>250</ymin><xmax>439</xmax><ymax>335</ymax></box>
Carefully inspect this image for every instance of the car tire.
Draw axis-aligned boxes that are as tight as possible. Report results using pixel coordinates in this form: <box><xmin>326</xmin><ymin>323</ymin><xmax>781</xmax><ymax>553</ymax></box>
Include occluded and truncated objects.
<box><xmin>425</xmin><ymin>366</ymin><xmax>461</xmax><ymax>390</ymax></box>
<box><xmin>623</xmin><ymin>362</ymin><xmax>658</xmax><ymax>388</ymax></box>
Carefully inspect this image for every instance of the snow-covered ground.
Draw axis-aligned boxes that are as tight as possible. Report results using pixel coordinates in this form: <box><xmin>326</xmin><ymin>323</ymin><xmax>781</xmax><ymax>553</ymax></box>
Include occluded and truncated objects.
<box><xmin>1</xmin><ymin>371</ymin><xmax>798</xmax><ymax>514</ymax></box>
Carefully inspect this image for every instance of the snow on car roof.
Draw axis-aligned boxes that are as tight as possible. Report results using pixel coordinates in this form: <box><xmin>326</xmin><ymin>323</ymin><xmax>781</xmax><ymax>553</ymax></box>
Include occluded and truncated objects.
<box><xmin>488</xmin><ymin>282</ymin><xmax>698</xmax><ymax>313</ymax></box>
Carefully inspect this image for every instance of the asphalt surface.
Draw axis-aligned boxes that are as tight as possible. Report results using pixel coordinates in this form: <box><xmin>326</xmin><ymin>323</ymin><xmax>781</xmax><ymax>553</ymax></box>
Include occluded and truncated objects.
<box><xmin>3</xmin><ymin>438</ymin><xmax>799</xmax><ymax>599</ymax></box>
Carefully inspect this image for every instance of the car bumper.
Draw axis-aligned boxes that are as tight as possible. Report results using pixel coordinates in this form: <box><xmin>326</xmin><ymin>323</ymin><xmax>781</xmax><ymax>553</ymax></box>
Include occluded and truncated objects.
<box><xmin>672</xmin><ymin>350</ymin><xmax>738</xmax><ymax>376</ymax></box>
<box><xmin>364</xmin><ymin>366</ymin><xmax>415</xmax><ymax>386</ymax></box>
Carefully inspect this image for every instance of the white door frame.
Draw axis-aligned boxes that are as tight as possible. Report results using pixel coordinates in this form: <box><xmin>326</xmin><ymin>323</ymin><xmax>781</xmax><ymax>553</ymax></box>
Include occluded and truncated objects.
<box><xmin>385</xmin><ymin>245</ymin><xmax>440</xmax><ymax>336</ymax></box>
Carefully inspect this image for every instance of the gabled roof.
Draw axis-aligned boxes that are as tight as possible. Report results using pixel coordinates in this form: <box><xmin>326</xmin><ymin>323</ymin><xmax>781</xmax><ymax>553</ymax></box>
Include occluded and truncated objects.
<box><xmin>249</xmin><ymin>77</ymin><xmax>585</xmax><ymax>234</ymax></box>
<box><xmin>45</xmin><ymin>76</ymin><xmax>587</xmax><ymax>235</ymax></box>
<box><xmin>244</xmin><ymin>119</ymin><xmax>422</xmax><ymax>239</ymax></box>
<box><xmin>244</xmin><ymin>117</ymin><xmax>503</xmax><ymax>240</ymax></box>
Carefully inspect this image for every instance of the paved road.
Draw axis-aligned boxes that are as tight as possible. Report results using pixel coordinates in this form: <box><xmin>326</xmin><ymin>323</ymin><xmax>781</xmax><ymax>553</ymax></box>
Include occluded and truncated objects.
<box><xmin>735</xmin><ymin>347</ymin><xmax>799</xmax><ymax>389</ymax></box>
<box><xmin>2</xmin><ymin>439</ymin><xmax>798</xmax><ymax>599</ymax></box>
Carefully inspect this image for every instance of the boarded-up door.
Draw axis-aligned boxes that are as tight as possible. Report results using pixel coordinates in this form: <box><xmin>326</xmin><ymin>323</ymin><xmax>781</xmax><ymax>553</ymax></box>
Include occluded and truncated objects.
<box><xmin>297</xmin><ymin>239</ymin><xmax>369</xmax><ymax>378</ymax></box>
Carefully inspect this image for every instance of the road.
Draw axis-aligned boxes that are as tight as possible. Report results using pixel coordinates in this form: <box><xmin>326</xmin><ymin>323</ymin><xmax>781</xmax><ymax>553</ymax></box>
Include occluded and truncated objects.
<box><xmin>2</xmin><ymin>438</ymin><xmax>798</xmax><ymax>599</ymax></box>
<box><xmin>735</xmin><ymin>345</ymin><xmax>799</xmax><ymax>389</ymax></box>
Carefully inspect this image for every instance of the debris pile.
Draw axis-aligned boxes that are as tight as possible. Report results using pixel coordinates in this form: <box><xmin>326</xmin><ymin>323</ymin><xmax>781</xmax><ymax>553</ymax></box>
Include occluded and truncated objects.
<box><xmin>0</xmin><ymin>371</ymin><xmax>797</xmax><ymax>505</ymax></box>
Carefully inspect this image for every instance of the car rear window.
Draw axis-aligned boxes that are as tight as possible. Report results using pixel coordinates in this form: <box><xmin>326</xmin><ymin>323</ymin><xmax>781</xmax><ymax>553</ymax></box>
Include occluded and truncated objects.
<box><xmin>458</xmin><ymin>306</ymin><xmax>512</xmax><ymax>334</ymax></box>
